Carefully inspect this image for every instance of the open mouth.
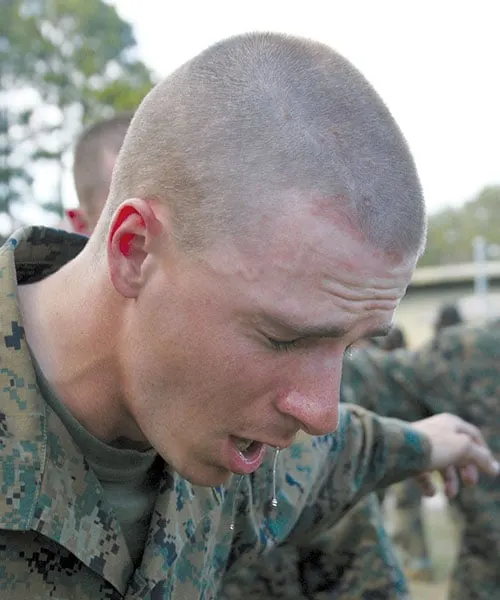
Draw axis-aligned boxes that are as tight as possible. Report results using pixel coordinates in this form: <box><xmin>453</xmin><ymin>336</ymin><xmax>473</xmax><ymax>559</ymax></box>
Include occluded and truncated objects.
<box><xmin>228</xmin><ymin>436</ymin><xmax>267</xmax><ymax>474</ymax></box>
<box><xmin>233</xmin><ymin>437</ymin><xmax>260</xmax><ymax>456</ymax></box>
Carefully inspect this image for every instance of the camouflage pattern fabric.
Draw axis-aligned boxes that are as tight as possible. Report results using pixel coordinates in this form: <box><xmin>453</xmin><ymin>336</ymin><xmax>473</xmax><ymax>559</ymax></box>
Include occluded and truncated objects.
<box><xmin>341</xmin><ymin>326</ymin><xmax>500</xmax><ymax>600</ymax></box>
<box><xmin>221</xmin><ymin>493</ymin><xmax>411</xmax><ymax>599</ymax></box>
<box><xmin>0</xmin><ymin>227</ymin><xmax>432</xmax><ymax>600</ymax></box>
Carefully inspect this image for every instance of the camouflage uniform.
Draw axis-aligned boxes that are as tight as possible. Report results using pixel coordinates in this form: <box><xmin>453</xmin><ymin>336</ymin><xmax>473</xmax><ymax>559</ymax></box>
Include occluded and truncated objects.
<box><xmin>341</xmin><ymin>325</ymin><xmax>500</xmax><ymax>600</ymax></box>
<box><xmin>0</xmin><ymin>227</ymin><xmax>433</xmax><ymax>599</ymax></box>
<box><xmin>221</xmin><ymin>493</ymin><xmax>411</xmax><ymax>599</ymax></box>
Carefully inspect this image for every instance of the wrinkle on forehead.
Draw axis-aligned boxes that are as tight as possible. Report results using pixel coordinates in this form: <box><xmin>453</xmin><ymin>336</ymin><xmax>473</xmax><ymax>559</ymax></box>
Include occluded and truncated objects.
<box><xmin>320</xmin><ymin>282</ymin><xmax>407</xmax><ymax>306</ymax></box>
<box><xmin>319</xmin><ymin>265</ymin><xmax>411</xmax><ymax>300</ymax></box>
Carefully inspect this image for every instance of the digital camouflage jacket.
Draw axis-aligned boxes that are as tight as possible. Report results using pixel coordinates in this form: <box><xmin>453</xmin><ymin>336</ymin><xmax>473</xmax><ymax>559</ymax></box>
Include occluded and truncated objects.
<box><xmin>0</xmin><ymin>227</ymin><xmax>431</xmax><ymax>599</ymax></box>
<box><xmin>220</xmin><ymin>492</ymin><xmax>411</xmax><ymax>599</ymax></box>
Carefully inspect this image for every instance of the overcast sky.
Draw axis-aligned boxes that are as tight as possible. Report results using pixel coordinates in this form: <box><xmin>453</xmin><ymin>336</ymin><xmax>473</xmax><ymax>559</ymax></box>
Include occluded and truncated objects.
<box><xmin>101</xmin><ymin>0</ymin><xmax>500</xmax><ymax>217</ymax></box>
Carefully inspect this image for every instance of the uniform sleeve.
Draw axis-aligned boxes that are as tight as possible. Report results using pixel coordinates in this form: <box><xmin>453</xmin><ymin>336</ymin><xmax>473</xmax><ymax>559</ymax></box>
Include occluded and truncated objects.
<box><xmin>229</xmin><ymin>404</ymin><xmax>432</xmax><ymax>555</ymax></box>
<box><xmin>279</xmin><ymin>403</ymin><xmax>432</xmax><ymax>544</ymax></box>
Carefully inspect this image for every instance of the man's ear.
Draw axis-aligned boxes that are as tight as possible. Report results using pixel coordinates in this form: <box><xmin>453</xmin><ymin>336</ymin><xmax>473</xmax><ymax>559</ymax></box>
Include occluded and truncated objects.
<box><xmin>66</xmin><ymin>208</ymin><xmax>90</xmax><ymax>236</ymax></box>
<box><xmin>107</xmin><ymin>199</ymin><xmax>162</xmax><ymax>299</ymax></box>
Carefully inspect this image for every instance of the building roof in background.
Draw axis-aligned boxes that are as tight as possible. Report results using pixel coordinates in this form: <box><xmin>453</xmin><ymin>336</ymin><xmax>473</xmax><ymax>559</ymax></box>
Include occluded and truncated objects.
<box><xmin>411</xmin><ymin>261</ymin><xmax>500</xmax><ymax>288</ymax></box>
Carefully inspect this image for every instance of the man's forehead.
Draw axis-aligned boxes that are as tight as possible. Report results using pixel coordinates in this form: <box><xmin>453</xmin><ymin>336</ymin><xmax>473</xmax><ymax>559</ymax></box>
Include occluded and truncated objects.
<box><xmin>260</xmin><ymin>228</ymin><xmax>413</xmax><ymax>292</ymax></box>
<box><xmin>261</xmin><ymin>197</ymin><xmax>410</xmax><ymax>268</ymax></box>
<box><xmin>204</xmin><ymin>196</ymin><xmax>415</xmax><ymax>292</ymax></box>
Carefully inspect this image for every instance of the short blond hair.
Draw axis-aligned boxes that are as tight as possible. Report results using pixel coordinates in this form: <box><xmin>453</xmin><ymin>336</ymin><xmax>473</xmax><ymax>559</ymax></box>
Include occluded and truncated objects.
<box><xmin>104</xmin><ymin>33</ymin><xmax>426</xmax><ymax>257</ymax></box>
<box><xmin>73</xmin><ymin>112</ymin><xmax>134</xmax><ymax>214</ymax></box>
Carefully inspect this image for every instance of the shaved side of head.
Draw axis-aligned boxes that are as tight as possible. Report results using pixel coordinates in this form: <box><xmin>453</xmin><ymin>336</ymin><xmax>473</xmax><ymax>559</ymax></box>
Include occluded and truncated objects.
<box><xmin>102</xmin><ymin>33</ymin><xmax>426</xmax><ymax>258</ymax></box>
<box><xmin>73</xmin><ymin>112</ymin><xmax>134</xmax><ymax>218</ymax></box>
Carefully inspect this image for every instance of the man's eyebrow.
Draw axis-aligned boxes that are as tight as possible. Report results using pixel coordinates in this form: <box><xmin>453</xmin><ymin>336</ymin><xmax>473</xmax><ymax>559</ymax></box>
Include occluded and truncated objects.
<box><xmin>262</xmin><ymin>315</ymin><xmax>392</xmax><ymax>340</ymax></box>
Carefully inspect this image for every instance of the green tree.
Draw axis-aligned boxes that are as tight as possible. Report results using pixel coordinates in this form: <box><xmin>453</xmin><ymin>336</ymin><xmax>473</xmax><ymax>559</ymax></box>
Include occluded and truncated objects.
<box><xmin>418</xmin><ymin>185</ymin><xmax>500</xmax><ymax>267</ymax></box>
<box><xmin>0</xmin><ymin>0</ymin><xmax>155</xmax><ymax>230</ymax></box>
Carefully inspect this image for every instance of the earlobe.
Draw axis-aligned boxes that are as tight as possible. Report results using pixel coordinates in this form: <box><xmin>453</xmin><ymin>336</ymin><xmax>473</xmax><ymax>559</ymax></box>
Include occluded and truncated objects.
<box><xmin>107</xmin><ymin>199</ymin><xmax>160</xmax><ymax>299</ymax></box>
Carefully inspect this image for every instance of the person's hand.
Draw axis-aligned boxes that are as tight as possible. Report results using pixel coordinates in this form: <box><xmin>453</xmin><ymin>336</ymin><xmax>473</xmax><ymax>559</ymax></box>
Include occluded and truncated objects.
<box><xmin>410</xmin><ymin>413</ymin><xmax>499</xmax><ymax>499</ymax></box>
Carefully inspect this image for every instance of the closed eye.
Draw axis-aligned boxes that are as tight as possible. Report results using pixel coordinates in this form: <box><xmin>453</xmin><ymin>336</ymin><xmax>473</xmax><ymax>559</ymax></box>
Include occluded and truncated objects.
<box><xmin>267</xmin><ymin>337</ymin><xmax>301</xmax><ymax>352</ymax></box>
<box><xmin>267</xmin><ymin>338</ymin><xmax>356</xmax><ymax>355</ymax></box>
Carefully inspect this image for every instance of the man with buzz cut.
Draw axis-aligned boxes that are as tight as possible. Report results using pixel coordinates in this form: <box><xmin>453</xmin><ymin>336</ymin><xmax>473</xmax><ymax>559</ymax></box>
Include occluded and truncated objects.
<box><xmin>1</xmin><ymin>32</ymin><xmax>498</xmax><ymax>600</ymax></box>
<box><xmin>69</xmin><ymin>113</ymin><xmax>418</xmax><ymax>600</ymax></box>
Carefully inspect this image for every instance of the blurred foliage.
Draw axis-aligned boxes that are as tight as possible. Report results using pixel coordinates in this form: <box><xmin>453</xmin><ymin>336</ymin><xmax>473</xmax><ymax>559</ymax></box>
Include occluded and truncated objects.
<box><xmin>0</xmin><ymin>0</ymin><xmax>156</xmax><ymax>226</ymax></box>
<box><xmin>418</xmin><ymin>185</ymin><xmax>500</xmax><ymax>267</ymax></box>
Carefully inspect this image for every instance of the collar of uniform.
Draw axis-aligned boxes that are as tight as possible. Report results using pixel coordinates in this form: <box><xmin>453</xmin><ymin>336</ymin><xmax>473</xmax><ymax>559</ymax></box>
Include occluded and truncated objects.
<box><xmin>136</xmin><ymin>473</ymin><xmax>234</xmax><ymax>597</ymax></box>
<box><xmin>6</xmin><ymin>225</ymin><xmax>88</xmax><ymax>283</ymax></box>
<box><xmin>0</xmin><ymin>227</ymin><xmax>134</xmax><ymax>595</ymax></box>
<box><xmin>33</xmin><ymin>401</ymin><xmax>134</xmax><ymax>594</ymax></box>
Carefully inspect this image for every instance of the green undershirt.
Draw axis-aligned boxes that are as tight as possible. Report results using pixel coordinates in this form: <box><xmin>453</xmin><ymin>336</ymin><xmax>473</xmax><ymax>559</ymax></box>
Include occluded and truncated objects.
<box><xmin>32</xmin><ymin>355</ymin><xmax>158</xmax><ymax>568</ymax></box>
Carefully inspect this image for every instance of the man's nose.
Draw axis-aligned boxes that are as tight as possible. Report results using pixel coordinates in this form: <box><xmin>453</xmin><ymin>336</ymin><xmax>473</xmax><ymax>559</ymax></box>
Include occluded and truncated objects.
<box><xmin>276</xmin><ymin>359</ymin><xmax>342</xmax><ymax>436</ymax></box>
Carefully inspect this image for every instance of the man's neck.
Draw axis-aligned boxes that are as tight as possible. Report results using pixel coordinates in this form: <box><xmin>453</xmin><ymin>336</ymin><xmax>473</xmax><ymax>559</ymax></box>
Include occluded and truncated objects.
<box><xmin>16</xmin><ymin>252</ymin><xmax>137</xmax><ymax>445</ymax></box>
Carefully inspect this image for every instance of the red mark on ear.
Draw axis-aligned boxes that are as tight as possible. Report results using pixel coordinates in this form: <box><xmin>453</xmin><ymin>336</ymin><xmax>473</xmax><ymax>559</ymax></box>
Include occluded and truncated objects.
<box><xmin>110</xmin><ymin>205</ymin><xmax>146</xmax><ymax>257</ymax></box>
<box><xmin>119</xmin><ymin>233</ymin><xmax>134</xmax><ymax>256</ymax></box>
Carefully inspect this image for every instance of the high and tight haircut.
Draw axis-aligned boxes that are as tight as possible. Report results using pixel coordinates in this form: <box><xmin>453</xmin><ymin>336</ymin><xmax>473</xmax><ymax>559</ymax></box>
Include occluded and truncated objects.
<box><xmin>103</xmin><ymin>32</ymin><xmax>427</xmax><ymax>257</ymax></box>
<box><xmin>73</xmin><ymin>112</ymin><xmax>134</xmax><ymax>212</ymax></box>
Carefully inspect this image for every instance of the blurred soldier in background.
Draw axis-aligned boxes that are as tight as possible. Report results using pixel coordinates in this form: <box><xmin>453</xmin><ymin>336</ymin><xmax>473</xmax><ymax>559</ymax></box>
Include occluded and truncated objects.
<box><xmin>341</xmin><ymin>317</ymin><xmax>500</xmax><ymax>600</ymax></box>
<box><xmin>66</xmin><ymin>111</ymin><xmax>134</xmax><ymax>235</ymax></box>
<box><xmin>383</xmin><ymin>326</ymin><xmax>435</xmax><ymax>582</ymax></box>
